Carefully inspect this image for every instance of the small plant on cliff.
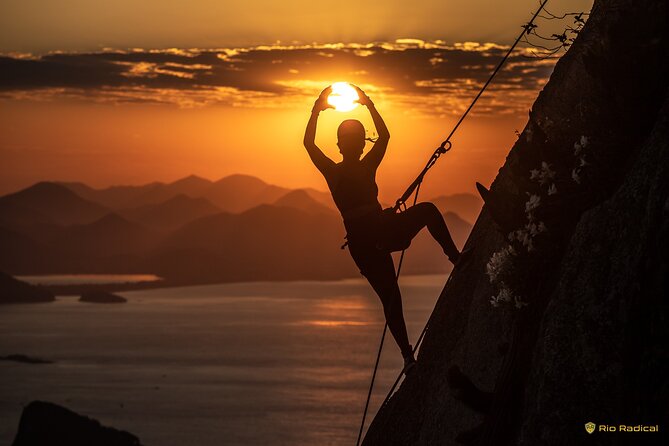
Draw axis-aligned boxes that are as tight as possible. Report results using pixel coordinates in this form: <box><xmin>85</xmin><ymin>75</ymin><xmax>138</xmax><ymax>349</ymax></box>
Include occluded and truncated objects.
<box><xmin>571</xmin><ymin>135</ymin><xmax>589</xmax><ymax>184</ymax></box>
<box><xmin>487</xmin><ymin>134</ymin><xmax>590</xmax><ymax>309</ymax></box>
<box><xmin>521</xmin><ymin>3</ymin><xmax>590</xmax><ymax>59</ymax></box>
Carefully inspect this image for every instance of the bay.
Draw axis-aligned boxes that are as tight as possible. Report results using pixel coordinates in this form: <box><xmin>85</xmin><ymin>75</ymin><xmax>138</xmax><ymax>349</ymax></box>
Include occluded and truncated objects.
<box><xmin>0</xmin><ymin>274</ymin><xmax>446</xmax><ymax>445</ymax></box>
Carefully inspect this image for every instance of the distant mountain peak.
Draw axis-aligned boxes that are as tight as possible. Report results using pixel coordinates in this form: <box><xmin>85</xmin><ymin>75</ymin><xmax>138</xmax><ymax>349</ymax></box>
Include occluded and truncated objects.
<box><xmin>430</xmin><ymin>193</ymin><xmax>483</xmax><ymax>225</ymax></box>
<box><xmin>273</xmin><ymin>189</ymin><xmax>333</xmax><ymax>214</ymax></box>
<box><xmin>215</xmin><ymin>173</ymin><xmax>268</xmax><ymax>186</ymax></box>
<box><xmin>16</xmin><ymin>181</ymin><xmax>77</xmax><ymax>197</ymax></box>
<box><xmin>278</xmin><ymin>189</ymin><xmax>311</xmax><ymax>199</ymax></box>
<box><xmin>55</xmin><ymin>181</ymin><xmax>94</xmax><ymax>191</ymax></box>
<box><xmin>7</xmin><ymin>182</ymin><xmax>97</xmax><ymax>208</ymax></box>
<box><xmin>0</xmin><ymin>181</ymin><xmax>109</xmax><ymax>227</ymax></box>
<box><xmin>170</xmin><ymin>174</ymin><xmax>212</xmax><ymax>186</ymax></box>
<box><xmin>85</xmin><ymin>212</ymin><xmax>136</xmax><ymax>228</ymax></box>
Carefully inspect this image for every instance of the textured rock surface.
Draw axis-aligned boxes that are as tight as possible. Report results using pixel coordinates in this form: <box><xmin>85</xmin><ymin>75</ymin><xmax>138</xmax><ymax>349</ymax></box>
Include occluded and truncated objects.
<box><xmin>363</xmin><ymin>0</ymin><xmax>668</xmax><ymax>445</ymax></box>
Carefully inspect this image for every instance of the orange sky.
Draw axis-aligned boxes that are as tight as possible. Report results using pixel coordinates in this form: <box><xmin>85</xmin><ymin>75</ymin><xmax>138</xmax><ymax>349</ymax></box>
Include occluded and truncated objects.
<box><xmin>1</xmin><ymin>1</ymin><xmax>593</xmax><ymax>53</ymax></box>
<box><xmin>0</xmin><ymin>94</ymin><xmax>525</xmax><ymax>200</ymax></box>
<box><xmin>0</xmin><ymin>1</ymin><xmax>593</xmax><ymax>199</ymax></box>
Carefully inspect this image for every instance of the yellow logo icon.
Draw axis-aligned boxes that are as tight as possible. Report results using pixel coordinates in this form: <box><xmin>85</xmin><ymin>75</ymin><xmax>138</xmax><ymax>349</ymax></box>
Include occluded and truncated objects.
<box><xmin>585</xmin><ymin>422</ymin><xmax>596</xmax><ymax>434</ymax></box>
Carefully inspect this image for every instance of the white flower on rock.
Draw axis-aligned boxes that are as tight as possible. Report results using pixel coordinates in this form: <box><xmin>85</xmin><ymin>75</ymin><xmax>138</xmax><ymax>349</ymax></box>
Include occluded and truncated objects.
<box><xmin>529</xmin><ymin>162</ymin><xmax>556</xmax><ymax>185</ymax></box>
<box><xmin>525</xmin><ymin>194</ymin><xmax>541</xmax><ymax>213</ymax></box>
<box><xmin>527</xmin><ymin>221</ymin><xmax>547</xmax><ymax>236</ymax></box>
<box><xmin>486</xmin><ymin>245</ymin><xmax>515</xmax><ymax>284</ymax></box>
<box><xmin>509</xmin><ymin>220</ymin><xmax>546</xmax><ymax>252</ymax></box>
<box><xmin>514</xmin><ymin>295</ymin><xmax>529</xmax><ymax>309</ymax></box>
<box><xmin>498</xmin><ymin>287</ymin><xmax>513</xmax><ymax>303</ymax></box>
<box><xmin>571</xmin><ymin>168</ymin><xmax>581</xmax><ymax>184</ymax></box>
<box><xmin>490</xmin><ymin>285</ymin><xmax>516</xmax><ymax>307</ymax></box>
<box><xmin>573</xmin><ymin>135</ymin><xmax>588</xmax><ymax>156</ymax></box>
<box><xmin>515</xmin><ymin>228</ymin><xmax>531</xmax><ymax>248</ymax></box>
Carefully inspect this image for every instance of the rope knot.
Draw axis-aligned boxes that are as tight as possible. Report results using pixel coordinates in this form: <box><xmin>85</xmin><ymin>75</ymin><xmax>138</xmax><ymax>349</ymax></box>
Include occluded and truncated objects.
<box><xmin>438</xmin><ymin>140</ymin><xmax>453</xmax><ymax>154</ymax></box>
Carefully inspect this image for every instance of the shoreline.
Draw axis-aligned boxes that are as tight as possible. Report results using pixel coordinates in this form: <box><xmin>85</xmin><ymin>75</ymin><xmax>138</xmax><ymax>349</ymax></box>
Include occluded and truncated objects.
<box><xmin>38</xmin><ymin>269</ymin><xmax>452</xmax><ymax>296</ymax></box>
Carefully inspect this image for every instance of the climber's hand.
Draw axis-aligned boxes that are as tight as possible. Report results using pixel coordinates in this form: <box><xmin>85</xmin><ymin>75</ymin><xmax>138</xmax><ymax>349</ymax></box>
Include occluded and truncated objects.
<box><xmin>313</xmin><ymin>86</ymin><xmax>334</xmax><ymax>112</ymax></box>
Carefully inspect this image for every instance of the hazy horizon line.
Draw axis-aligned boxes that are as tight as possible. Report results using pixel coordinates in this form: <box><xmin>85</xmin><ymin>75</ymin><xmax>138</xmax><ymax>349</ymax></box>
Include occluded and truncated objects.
<box><xmin>0</xmin><ymin>172</ymin><xmax>480</xmax><ymax>199</ymax></box>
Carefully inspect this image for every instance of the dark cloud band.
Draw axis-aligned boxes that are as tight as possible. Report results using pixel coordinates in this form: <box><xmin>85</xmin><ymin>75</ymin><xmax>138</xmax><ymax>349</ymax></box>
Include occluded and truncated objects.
<box><xmin>0</xmin><ymin>41</ymin><xmax>556</xmax><ymax>114</ymax></box>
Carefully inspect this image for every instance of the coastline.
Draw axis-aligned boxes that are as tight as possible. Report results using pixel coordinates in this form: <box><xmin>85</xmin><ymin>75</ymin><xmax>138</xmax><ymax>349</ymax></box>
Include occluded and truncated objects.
<box><xmin>39</xmin><ymin>269</ymin><xmax>452</xmax><ymax>297</ymax></box>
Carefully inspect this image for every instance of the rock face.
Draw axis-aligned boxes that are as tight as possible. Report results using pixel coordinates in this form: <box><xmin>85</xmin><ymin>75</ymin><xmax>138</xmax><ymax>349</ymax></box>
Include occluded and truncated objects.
<box><xmin>12</xmin><ymin>401</ymin><xmax>141</xmax><ymax>446</ymax></box>
<box><xmin>363</xmin><ymin>1</ymin><xmax>668</xmax><ymax>445</ymax></box>
<box><xmin>0</xmin><ymin>271</ymin><xmax>54</xmax><ymax>304</ymax></box>
<box><xmin>79</xmin><ymin>291</ymin><xmax>127</xmax><ymax>303</ymax></box>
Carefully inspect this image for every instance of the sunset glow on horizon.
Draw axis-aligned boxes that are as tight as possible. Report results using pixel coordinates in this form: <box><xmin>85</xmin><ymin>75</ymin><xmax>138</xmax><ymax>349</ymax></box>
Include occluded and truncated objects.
<box><xmin>0</xmin><ymin>1</ymin><xmax>594</xmax><ymax>199</ymax></box>
<box><xmin>0</xmin><ymin>39</ymin><xmax>558</xmax><ymax>198</ymax></box>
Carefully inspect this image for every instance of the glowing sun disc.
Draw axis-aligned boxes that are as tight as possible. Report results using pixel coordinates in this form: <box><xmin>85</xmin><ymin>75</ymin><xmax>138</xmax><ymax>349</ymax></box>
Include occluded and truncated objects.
<box><xmin>328</xmin><ymin>82</ymin><xmax>360</xmax><ymax>112</ymax></box>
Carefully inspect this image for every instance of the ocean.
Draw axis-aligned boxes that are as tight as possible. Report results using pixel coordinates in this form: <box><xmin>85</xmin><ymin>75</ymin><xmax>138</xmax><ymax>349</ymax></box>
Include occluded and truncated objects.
<box><xmin>0</xmin><ymin>274</ymin><xmax>446</xmax><ymax>445</ymax></box>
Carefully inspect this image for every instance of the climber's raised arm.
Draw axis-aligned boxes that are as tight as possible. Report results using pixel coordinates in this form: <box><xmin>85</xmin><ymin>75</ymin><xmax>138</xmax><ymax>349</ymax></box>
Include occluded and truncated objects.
<box><xmin>354</xmin><ymin>85</ymin><xmax>390</xmax><ymax>169</ymax></box>
<box><xmin>303</xmin><ymin>87</ymin><xmax>336</xmax><ymax>175</ymax></box>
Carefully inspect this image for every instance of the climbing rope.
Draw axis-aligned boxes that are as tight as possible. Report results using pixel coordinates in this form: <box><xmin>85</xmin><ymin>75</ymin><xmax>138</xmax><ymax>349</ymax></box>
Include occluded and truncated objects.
<box><xmin>355</xmin><ymin>1</ymin><xmax>549</xmax><ymax>444</ymax></box>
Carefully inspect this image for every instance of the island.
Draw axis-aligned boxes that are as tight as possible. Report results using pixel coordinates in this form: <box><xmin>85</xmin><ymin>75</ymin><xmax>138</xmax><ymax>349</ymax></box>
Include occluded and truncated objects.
<box><xmin>12</xmin><ymin>401</ymin><xmax>141</xmax><ymax>446</ymax></box>
<box><xmin>79</xmin><ymin>291</ymin><xmax>127</xmax><ymax>304</ymax></box>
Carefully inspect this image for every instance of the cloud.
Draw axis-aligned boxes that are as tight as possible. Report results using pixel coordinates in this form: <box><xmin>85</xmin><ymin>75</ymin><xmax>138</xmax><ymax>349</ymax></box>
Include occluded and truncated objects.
<box><xmin>0</xmin><ymin>40</ymin><xmax>557</xmax><ymax>115</ymax></box>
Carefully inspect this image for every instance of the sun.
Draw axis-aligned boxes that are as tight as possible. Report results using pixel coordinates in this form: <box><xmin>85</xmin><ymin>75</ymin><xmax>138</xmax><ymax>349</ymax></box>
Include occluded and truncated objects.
<box><xmin>327</xmin><ymin>82</ymin><xmax>360</xmax><ymax>112</ymax></box>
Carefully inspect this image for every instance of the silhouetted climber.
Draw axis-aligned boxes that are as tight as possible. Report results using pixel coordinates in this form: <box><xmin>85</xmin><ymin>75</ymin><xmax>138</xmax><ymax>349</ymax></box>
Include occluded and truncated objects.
<box><xmin>303</xmin><ymin>84</ymin><xmax>464</xmax><ymax>373</ymax></box>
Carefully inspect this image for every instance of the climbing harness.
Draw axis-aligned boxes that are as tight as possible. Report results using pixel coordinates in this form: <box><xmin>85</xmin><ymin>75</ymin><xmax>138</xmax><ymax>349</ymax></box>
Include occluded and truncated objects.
<box><xmin>355</xmin><ymin>2</ymin><xmax>550</xmax><ymax>444</ymax></box>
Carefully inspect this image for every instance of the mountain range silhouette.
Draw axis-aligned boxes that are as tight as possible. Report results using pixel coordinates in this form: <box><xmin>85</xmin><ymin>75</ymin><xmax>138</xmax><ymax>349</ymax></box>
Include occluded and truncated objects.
<box><xmin>0</xmin><ymin>175</ymin><xmax>480</xmax><ymax>284</ymax></box>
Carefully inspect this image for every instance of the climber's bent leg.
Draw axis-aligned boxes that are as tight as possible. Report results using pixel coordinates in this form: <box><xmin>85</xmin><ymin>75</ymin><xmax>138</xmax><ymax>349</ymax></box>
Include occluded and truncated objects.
<box><xmin>393</xmin><ymin>202</ymin><xmax>460</xmax><ymax>261</ymax></box>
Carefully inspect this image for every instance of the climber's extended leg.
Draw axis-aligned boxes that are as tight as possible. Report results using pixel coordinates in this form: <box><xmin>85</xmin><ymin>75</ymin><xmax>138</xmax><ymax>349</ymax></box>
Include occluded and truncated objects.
<box><xmin>366</xmin><ymin>256</ymin><xmax>412</xmax><ymax>359</ymax></box>
<box><xmin>349</xmin><ymin>245</ymin><xmax>413</xmax><ymax>359</ymax></box>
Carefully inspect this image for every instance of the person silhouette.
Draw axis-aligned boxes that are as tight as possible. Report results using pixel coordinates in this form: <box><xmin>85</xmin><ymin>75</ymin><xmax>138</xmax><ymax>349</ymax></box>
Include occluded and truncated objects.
<box><xmin>303</xmin><ymin>85</ymin><xmax>463</xmax><ymax>373</ymax></box>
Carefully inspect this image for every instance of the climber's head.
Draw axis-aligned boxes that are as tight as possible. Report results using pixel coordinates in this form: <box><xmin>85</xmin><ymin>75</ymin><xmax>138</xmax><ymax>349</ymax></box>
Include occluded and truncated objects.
<box><xmin>337</xmin><ymin>119</ymin><xmax>365</xmax><ymax>161</ymax></box>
